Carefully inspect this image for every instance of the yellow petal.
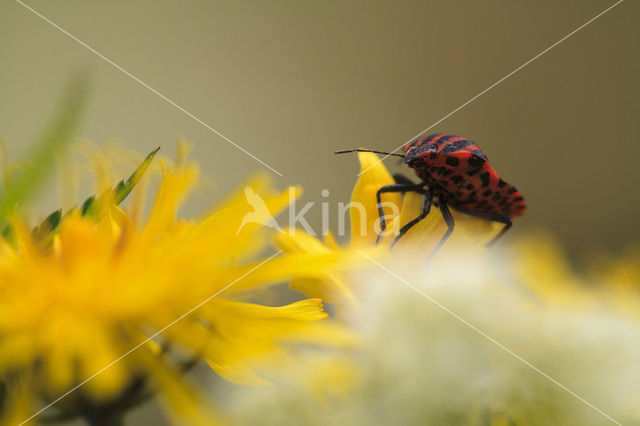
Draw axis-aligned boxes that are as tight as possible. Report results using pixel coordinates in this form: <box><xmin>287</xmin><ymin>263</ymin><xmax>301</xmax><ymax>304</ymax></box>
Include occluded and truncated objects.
<box><xmin>350</xmin><ymin>152</ymin><xmax>401</xmax><ymax>246</ymax></box>
<box><xmin>290</xmin><ymin>275</ymin><xmax>356</xmax><ymax>307</ymax></box>
<box><xmin>204</xmin><ymin>335</ymin><xmax>273</xmax><ymax>387</ymax></box>
<box><xmin>141</xmin><ymin>161</ymin><xmax>198</xmax><ymax>241</ymax></box>
<box><xmin>139</xmin><ymin>351</ymin><xmax>221</xmax><ymax>426</ymax></box>
<box><xmin>0</xmin><ymin>374</ymin><xmax>33</xmax><ymax>426</ymax></box>
<box><xmin>77</xmin><ymin>328</ymin><xmax>128</xmax><ymax>398</ymax></box>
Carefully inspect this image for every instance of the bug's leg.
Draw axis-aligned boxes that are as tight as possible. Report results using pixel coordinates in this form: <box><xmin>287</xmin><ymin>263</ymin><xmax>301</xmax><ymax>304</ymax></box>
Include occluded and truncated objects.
<box><xmin>427</xmin><ymin>198</ymin><xmax>455</xmax><ymax>264</ymax></box>
<box><xmin>392</xmin><ymin>173</ymin><xmax>416</xmax><ymax>186</ymax></box>
<box><xmin>390</xmin><ymin>190</ymin><xmax>432</xmax><ymax>248</ymax></box>
<box><xmin>375</xmin><ymin>184</ymin><xmax>419</xmax><ymax>244</ymax></box>
<box><xmin>452</xmin><ymin>206</ymin><xmax>512</xmax><ymax>247</ymax></box>
<box><xmin>486</xmin><ymin>218</ymin><xmax>512</xmax><ymax>247</ymax></box>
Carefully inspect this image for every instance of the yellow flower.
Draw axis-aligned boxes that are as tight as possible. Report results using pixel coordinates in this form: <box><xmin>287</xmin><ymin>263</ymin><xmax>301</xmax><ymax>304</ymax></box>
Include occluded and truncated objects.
<box><xmin>0</xmin><ymin>147</ymin><xmax>356</xmax><ymax>425</ymax></box>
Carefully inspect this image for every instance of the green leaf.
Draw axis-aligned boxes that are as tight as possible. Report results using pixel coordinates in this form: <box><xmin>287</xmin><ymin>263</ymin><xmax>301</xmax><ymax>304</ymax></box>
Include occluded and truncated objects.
<box><xmin>29</xmin><ymin>147</ymin><xmax>160</xmax><ymax>241</ymax></box>
<box><xmin>0</xmin><ymin>75</ymin><xmax>89</xmax><ymax>224</ymax></box>
<box><xmin>81</xmin><ymin>146</ymin><xmax>160</xmax><ymax>219</ymax></box>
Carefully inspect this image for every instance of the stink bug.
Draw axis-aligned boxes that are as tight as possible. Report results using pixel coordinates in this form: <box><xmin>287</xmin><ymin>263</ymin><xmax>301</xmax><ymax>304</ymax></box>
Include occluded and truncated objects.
<box><xmin>335</xmin><ymin>134</ymin><xmax>525</xmax><ymax>259</ymax></box>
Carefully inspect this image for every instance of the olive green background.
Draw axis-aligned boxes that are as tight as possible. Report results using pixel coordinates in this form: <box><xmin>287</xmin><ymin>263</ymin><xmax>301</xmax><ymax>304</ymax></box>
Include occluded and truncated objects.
<box><xmin>1</xmin><ymin>0</ymin><xmax>638</xmax><ymax>256</ymax></box>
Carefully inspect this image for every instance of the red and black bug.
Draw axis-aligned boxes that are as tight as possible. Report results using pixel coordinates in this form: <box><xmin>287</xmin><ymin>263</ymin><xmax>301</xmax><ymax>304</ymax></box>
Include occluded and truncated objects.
<box><xmin>336</xmin><ymin>133</ymin><xmax>526</xmax><ymax>259</ymax></box>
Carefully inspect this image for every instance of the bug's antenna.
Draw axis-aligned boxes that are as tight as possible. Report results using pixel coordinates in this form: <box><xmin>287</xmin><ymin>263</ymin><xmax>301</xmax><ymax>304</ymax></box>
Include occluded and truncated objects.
<box><xmin>334</xmin><ymin>149</ymin><xmax>405</xmax><ymax>158</ymax></box>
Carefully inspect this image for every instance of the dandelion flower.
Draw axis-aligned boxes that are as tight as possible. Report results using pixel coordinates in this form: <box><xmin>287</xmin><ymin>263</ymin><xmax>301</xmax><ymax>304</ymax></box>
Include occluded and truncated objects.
<box><xmin>0</xmin><ymin>146</ymin><xmax>357</xmax><ymax>425</ymax></box>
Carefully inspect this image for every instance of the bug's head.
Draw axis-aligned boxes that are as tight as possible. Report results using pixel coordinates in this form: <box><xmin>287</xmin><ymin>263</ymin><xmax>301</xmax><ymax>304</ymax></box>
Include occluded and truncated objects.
<box><xmin>403</xmin><ymin>143</ymin><xmax>438</xmax><ymax>166</ymax></box>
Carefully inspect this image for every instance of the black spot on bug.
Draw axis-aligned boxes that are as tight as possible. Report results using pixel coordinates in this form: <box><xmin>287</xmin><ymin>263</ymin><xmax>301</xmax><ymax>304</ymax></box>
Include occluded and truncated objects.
<box><xmin>513</xmin><ymin>196</ymin><xmax>524</xmax><ymax>202</ymax></box>
<box><xmin>476</xmin><ymin>200</ymin><xmax>488</xmax><ymax>208</ymax></box>
<box><xmin>482</xmin><ymin>190</ymin><xmax>492</xmax><ymax>197</ymax></box>
<box><xmin>450</xmin><ymin>174</ymin><xmax>463</xmax><ymax>184</ymax></box>
<box><xmin>446</xmin><ymin>157</ymin><xmax>460</xmax><ymax>167</ymax></box>
<box><xmin>437</xmin><ymin>167</ymin><xmax>452</xmax><ymax>176</ymax></box>
<box><xmin>465</xmin><ymin>168</ymin><xmax>480</xmax><ymax>176</ymax></box>
<box><xmin>429</xmin><ymin>153</ymin><xmax>437</xmax><ymax>159</ymax></box>
<box><xmin>497</xmin><ymin>179</ymin><xmax>506</xmax><ymax>188</ymax></box>
<box><xmin>498</xmin><ymin>198</ymin><xmax>507</xmax><ymax>206</ymax></box>
<box><xmin>479</xmin><ymin>172</ymin><xmax>491</xmax><ymax>187</ymax></box>
<box><xmin>465</xmin><ymin>183</ymin><xmax>475</xmax><ymax>190</ymax></box>
<box><xmin>441</xmin><ymin>140</ymin><xmax>473</xmax><ymax>154</ymax></box>
<box><xmin>468</xmin><ymin>190</ymin><xmax>477</xmax><ymax>198</ymax></box>
<box><xmin>492</xmin><ymin>193</ymin><xmax>502</xmax><ymax>201</ymax></box>
<box><xmin>468</xmin><ymin>155</ymin><xmax>485</xmax><ymax>168</ymax></box>
<box><xmin>508</xmin><ymin>188</ymin><xmax>517</xmax><ymax>194</ymax></box>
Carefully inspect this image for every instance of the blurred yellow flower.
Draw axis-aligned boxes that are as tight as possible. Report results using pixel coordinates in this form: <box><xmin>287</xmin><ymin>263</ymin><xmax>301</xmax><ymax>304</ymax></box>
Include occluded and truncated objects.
<box><xmin>228</xmin><ymin>230</ymin><xmax>640</xmax><ymax>426</ymax></box>
<box><xmin>0</xmin><ymin>147</ymin><xmax>356</xmax><ymax>425</ymax></box>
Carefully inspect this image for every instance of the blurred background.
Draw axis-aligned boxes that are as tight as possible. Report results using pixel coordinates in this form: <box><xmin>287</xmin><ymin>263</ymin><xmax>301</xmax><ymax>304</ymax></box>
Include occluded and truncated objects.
<box><xmin>1</xmin><ymin>0</ymin><xmax>638</xmax><ymax>258</ymax></box>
